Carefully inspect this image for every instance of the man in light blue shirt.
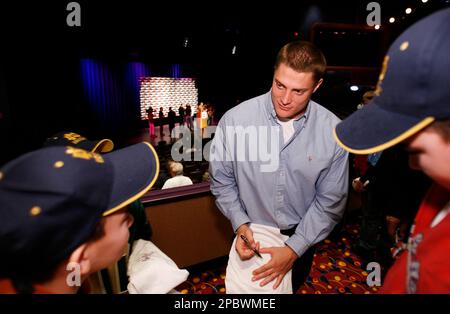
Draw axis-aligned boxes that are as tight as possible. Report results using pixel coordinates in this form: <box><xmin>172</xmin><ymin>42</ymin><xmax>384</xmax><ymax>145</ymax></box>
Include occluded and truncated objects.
<box><xmin>209</xmin><ymin>41</ymin><xmax>349</xmax><ymax>292</ymax></box>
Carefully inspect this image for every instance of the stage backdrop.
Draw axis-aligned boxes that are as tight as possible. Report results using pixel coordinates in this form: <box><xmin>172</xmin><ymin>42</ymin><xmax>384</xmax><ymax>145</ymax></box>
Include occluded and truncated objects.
<box><xmin>140</xmin><ymin>77</ymin><xmax>198</xmax><ymax>120</ymax></box>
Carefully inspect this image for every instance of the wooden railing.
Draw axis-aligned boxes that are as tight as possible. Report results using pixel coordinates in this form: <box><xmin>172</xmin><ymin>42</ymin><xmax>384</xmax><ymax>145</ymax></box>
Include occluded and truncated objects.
<box><xmin>141</xmin><ymin>182</ymin><xmax>234</xmax><ymax>268</ymax></box>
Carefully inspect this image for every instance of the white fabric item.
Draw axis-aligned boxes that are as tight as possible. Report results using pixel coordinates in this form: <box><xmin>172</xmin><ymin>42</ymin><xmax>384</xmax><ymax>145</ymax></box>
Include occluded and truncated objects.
<box><xmin>276</xmin><ymin>118</ymin><xmax>295</xmax><ymax>144</ymax></box>
<box><xmin>127</xmin><ymin>239</ymin><xmax>189</xmax><ymax>294</ymax></box>
<box><xmin>225</xmin><ymin>223</ymin><xmax>292</xmax><ymax>294</ymax></box>
<box><xmin>162</xmin><ymin>175</ymin><xmax>193</xmax><ymax>189</ymax></box>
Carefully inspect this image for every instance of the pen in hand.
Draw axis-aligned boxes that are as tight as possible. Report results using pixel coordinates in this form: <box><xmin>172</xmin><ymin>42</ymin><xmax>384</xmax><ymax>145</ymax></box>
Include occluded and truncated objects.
<box><xmin>240</xmin><ymin>234</ymin><xmax>262</xmax><ymax>258</ymax></box>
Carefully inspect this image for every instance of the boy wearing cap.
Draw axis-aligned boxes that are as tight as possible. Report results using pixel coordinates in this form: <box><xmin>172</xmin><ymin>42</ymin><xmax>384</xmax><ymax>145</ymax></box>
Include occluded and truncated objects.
<box><xmin>44</xmin><ymin>131</ymin><xmax>154</xmax><ymax>244</ymax></box>
<box><xmin>334</xmin><ymin>8</ymin><xmax>450</xmax><ymax>293</ymax></box>
<box><xmin>0</xmin><ymin>142</ymin><xmax>159</xmax><ymax>293</ymax></box>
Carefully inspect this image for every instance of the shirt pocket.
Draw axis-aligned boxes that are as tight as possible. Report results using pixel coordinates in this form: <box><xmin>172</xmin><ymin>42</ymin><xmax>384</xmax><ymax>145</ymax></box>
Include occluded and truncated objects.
<box><xmin>294</xmin><ymin>153</ymin><xmax>331</xmax><ymax>184</ymax></box>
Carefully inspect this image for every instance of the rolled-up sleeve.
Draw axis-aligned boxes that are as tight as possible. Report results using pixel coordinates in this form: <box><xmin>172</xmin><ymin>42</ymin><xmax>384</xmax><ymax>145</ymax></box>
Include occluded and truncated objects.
<box><xmin>209</xmin><ymin>120</ymin><xmax>250</xmax><ymax>232</ymax></box>
<box><xmin>286</xmin><ymin>144</ymin><xmax>349</xmax><ymax>257</ymax></box>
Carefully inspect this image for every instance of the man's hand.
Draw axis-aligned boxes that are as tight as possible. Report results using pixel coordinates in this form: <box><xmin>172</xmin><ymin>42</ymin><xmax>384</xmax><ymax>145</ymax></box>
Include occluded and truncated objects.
<box><xmin>251</xmin><ymin>246</ymin><xmax>298</xmax><ymax>289</ymax></box>
<box><xmin>235</xmin><ymin>224</ymin><xmax>260</xmax><ymax>260</ymax></box>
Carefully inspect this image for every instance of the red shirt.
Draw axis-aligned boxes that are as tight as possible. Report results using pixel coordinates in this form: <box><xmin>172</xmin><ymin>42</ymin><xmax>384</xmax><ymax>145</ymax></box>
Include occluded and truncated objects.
<box><xmin>354</xmin><ymin>155</ymin><xmax>369</xmax><ymax>177</ymax></box>
<box><xmin>0</xmin><ymin>279</ymin><xmax>51</xmax><ymax>294</ymax></box>
<box><xmin>0</xmin><ymin>278</ymin><xmax>91</xmax><ymax>294</ymax></box>
<box><xmin>381</xmin><ymin>184</ymin><xmax>450</xmax><ymax>293</ymax></box>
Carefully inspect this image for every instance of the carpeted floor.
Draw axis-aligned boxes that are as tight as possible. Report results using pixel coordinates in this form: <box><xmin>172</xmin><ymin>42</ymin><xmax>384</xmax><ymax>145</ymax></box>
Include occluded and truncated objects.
<box><xmin>175</xmin><ymin>223</ymin><xmax>388</xmax><ymax>294</ymax></box>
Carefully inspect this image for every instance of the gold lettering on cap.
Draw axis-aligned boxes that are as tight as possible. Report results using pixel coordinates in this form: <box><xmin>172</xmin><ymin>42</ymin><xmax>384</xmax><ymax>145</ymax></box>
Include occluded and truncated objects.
<box><xmin>400</xmin><ymin>41</ymin><xmax>409</xmax><ymax>51</ymax></box>
<box><xmin>65</xmin><ymin>147</ymin><xmax>104</xmax><ymax>163</ymax></box>
<box><xmin>30</xmin><ymin>206</ymin><xmax>42</xmax><ymax>216</ymax></box>
<box><xmin>54</xmin><ymin>161</ymin><xmax>64</xmax><ymax>168</ymax></box>
<box><xmin>64</xmin><ymin>132</ymin><xmax>86</xmax><ymax>145</ymax></box>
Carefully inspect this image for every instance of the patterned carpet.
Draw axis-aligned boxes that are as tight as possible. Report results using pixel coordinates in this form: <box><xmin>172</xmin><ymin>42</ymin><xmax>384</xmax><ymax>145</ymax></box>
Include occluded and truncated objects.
<box><xmin>175</xmin><ymin>224</ymin><xmax>385</xmax><ymax>294</ymax></box>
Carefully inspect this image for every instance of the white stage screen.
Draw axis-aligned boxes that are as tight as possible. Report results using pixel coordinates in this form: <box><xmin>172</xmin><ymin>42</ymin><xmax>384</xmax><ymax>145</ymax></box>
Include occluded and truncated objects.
<box><xmin>140</xmin><ymin>77</ymin><xmax>198</xmax><ymax>120</ymax></box>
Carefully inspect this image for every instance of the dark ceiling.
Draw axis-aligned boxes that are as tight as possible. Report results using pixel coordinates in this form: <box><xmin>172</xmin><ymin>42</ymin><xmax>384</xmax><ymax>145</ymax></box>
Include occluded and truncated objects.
<box><xmin>2</xmin><ymin>0</ymin><xmax>448</xmax><ymax>63</ymax></box>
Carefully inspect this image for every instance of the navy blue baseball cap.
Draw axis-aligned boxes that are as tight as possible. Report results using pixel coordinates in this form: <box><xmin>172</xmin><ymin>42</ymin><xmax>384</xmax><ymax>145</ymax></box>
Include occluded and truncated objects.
<box><xmin>0</xmin><ymin>142</ymin><xmax>159</xmax><ymax>274</ymax></box>
<box><xmin>44</xmin><ymin>131</ymin><xmax>114</xmax><ymax>153</ymax></box>
<box><xmin>334</xmin><ymin>8</ymin><xmax>450</xmax><ymax>154</ymax></box>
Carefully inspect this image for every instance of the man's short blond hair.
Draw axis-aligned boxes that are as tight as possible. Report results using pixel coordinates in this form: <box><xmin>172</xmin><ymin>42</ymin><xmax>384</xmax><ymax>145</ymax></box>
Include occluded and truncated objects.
<box><xmin>275</xmin><ymin>41</ymin><xmax>327</xmax><ymax>83</ymax></box>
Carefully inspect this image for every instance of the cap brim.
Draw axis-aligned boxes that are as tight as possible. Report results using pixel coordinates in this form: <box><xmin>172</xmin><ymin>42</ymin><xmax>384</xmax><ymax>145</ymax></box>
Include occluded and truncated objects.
<box><xmin>102</xmin><ymin>142</ymin><xmax>159</xmax><ymax>216</ymax></box>
<box><xmin>91</xmin><ymin>139</ymin><xmax>114</xmax><ymax>153</ymax></box>
<box><xmin>334</xmin><ymin>101</ymin><xmax>435</xmax><ymax>154</ymax></box>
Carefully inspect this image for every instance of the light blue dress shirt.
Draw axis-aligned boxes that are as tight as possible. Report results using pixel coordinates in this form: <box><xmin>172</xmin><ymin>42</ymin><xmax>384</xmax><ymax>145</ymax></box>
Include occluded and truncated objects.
<box><xmin>209</xmin><ymin>91</ymin><xmax>349</xmax><ymax>257</ymax></box>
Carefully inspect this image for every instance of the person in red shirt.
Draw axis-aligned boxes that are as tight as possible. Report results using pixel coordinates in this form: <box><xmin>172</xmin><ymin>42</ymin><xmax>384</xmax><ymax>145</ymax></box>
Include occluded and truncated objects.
<box><xmin>334</xmin><ymin>8</ymin><xmax>450</xmax><ymax>293</ymax></box>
